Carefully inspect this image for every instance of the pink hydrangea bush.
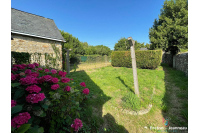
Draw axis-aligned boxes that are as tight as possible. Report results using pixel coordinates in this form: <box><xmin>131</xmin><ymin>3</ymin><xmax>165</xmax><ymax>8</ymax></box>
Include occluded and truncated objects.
<box><xmin>11</xmin><ymin>63</ymin><xmax>89</xmax><ymax>132</ymax></box>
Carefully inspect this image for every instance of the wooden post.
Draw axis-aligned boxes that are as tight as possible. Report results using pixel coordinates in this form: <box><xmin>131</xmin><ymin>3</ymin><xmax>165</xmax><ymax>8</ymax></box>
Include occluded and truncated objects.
<box><xmin>128</xmin><ymin>37</ymin><xmax>140</xmax><ymax>97</ymax></box>
<box><xmin>64</xmin><ymin>48</ymin><xmax>71</xmax><ymax>74</ymax></box>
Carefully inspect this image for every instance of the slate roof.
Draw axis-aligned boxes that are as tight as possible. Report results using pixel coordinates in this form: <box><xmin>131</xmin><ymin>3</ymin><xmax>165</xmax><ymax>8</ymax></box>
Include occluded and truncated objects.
<box><xmin>140</xmin><ymin>48</ymin><xmax>148</xmax><ymax>50</ymax></box>
<box><xmin>11</xmin><ymin>8</ymin><xmax>65</xmax><ymax>42</ymax></box>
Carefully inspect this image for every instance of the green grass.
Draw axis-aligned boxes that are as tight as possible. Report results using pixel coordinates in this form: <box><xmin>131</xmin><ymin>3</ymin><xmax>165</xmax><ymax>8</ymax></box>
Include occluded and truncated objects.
<box><xmin>66</xmin><ymin>65</ymin><xmax>188</xmax><ymax>132</ymax></box>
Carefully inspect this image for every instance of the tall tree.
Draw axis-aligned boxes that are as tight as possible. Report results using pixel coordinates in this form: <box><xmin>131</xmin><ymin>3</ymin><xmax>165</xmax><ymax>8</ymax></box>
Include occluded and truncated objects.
<box><xmin>60</xmin><ymin>30</ymin><xmax>85</xmax><ymax>55</ymax></box>
<box><xmin>145</xmin><ymin>43</ymin><xmax>151</xmax><ymax>49</ymax></box>
<box><xmin>114</xmin><ymin>38</ymin><xmax>130</xmax><ymax>51</ymax></box>
<box><xmin>114</xmin><ymin>37</ymin><xmax>146</xmax><ymax>51</ymax></box>
<box><xmin>149</xmin><ymin>0</ymin><xmax>188</xmax><ymax>50</ymax></box>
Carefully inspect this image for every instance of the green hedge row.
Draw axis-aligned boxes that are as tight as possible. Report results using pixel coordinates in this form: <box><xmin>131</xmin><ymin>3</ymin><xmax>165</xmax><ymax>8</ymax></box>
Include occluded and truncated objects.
<box><xmin>77</xmin><ymin>55</ymin><xmax>110</xmax><ymax>63</ymax></box>
<box><xmin>111</xmin><ymin>50</ymin><xmax>162</xmax><ymax>69</ymax></box>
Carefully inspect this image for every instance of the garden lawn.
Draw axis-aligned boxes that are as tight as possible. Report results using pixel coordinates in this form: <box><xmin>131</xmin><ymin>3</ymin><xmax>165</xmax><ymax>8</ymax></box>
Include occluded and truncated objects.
<box><xmin>67</xmin><ymin>65</ymin><xmax>188</xmax><ymax>133</ymax></box>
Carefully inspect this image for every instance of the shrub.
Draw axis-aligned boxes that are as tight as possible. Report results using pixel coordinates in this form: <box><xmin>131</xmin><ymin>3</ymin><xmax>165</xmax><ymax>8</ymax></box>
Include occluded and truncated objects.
<box><xmin>11</xmin><ymin>52</ymin><xmax>30</xmax><ymax>64</ymax></box>
<box><xmin>111</xmin><ymin>50</ymin><xmax>162</xmax><ymax>69</ymax></box>
<box><xmin>11</xmin><ymin>63</ymin><xmax>89</xmax><ymax>133</ymax></box>
<box><xmin>70</xmin><ymin>55</ymin><xmax>80</xmax><ymax>64</ymax></box>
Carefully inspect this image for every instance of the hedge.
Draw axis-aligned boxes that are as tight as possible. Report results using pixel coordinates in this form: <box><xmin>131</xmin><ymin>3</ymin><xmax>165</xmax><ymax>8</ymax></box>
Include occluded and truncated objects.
<box><xmin>111</xmin><ymin>50</ymin><xmax>162</xmax><ymax>69</ymax></box>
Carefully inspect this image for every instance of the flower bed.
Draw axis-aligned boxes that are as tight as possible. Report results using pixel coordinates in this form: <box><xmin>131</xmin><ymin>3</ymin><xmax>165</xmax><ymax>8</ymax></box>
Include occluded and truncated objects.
<box><xmin>11</xmin><ymin>63</ymin><xmax>89</xmax><ymax>133</ymax></box>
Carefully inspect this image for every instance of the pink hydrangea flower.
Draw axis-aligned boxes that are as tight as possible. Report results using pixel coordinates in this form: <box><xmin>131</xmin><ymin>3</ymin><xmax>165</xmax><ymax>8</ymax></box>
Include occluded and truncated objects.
<box><xmin>17</xmin><ymin>65</ymin><xmax>25</xmax><ymax>70</ymax></box>
<box><xmin>37</xmin><ymin>77</ymin><xmax>45</xmax><ymax>84</ymax></box>
<box><xmin>28</xmin><ymin>64</ymin><xmax>35</xmax><ymax>69</ymax></box>
<box><xmin>20</xmin><ymin>76</ymin><xmax>38</xmax><ymax>85</ymax></box>
<box><xmin>12</xmin><ymin>64</ymin><xmax>18</xmax><ymax>68</ymax></box>
<box><xmin>82</xmin><ymin>88</ymin><xmax>89</xmax><ymax>95</ymax></box>
<box><xmin>37</xmin><ymin>68</ymin><xmax>43</xmax><ymax>71</ymax></box>
<box><xmin>19</xmin><ymin>72</ymin><xmax>25</xmax><ymax>76</ymax></box>
<box><xmin>15</xmin><ymin>74</ymin><xmax>20</xmax><ymax>79</ymax></box>
<box><xmin>21</xmin><ymin>64</ymin><xmax>27</xmax><ymax>67</ymax></box>
<box><xmin>51</xmin><ymin>84</ymin><xmax>59</xmax><ymax>90</ymax></box>
<box><xmin>25</xmin><ymin>85</ymin><xmax>41</xmax><ymax>93</ymax></box>
<box><xmin>45</xmin><ymin>69</ymin><xmax>49</xmax><ymax>73</ymax></box>
<box><xmin>11</xmin><ymin>112</ymin><xmax>31</xmax><ymax>128</ymax></box>
<box><xmin>11</xmin><ymin>73</ymin><xmax>16</xmax><ymax>81</ymax></box>
<box><xmin>51</xmin><ymin>69</ymin><xmax>57</xmax><ymax>74</ymax></box>
<box><xmin>58</xmin><ymin>71</ymin><xmax>67</xmax><ymax>77</ymax></box>
<box><xmin>42</xmin><ymin>75</ymin><xmax>52</xmax><ymax>82</ymax></box>
<box><xmin>33</xmin><ymin>63</ymin><xmax>39</xmax><ymax>67</ymax></box>
<box><xmin>80</xmin><ymin>82</ymin><xmax>86</xmax><ymax>87</ymax></box>
<box><xmin>28</xmin><ymin>72</ymin><xmax>39</xmax><ymax>78</ymax></box>
<box><xmin>71</xmin><ymin>118</ymin><xmax>83</xmax><ymax>131</ymax></box>
<box><xmin>11</xmin><ymin>100</ymin><xmax>17</xmax><ymax>107</ymax></box>
<box><xmin>12</xmin><ymin>67</ymin><xmax>18</xmax><ymax>71</ymax></box>
<box><xmin>26</xmin><ymin>93</ymin><xmax>45</xmax><ymax>104</ymax></box>
<box><xmin>64</xmin><ymin>86</ymin><xmax>71</xmax><ymax>92</ymax></box>
<box><xmin>25</xmin><ymin>69</ymin><xmax>32</xmax><ymax>75</ymax></box>
<box><xmin>61</xmin><ymin>78</ymin><xmax>70</xmax><ymax>83</ymax></box>
<box><xmin>52</xmin><ymin>78</ymin><xmax>59</xmax><ymax>83</ymax></box>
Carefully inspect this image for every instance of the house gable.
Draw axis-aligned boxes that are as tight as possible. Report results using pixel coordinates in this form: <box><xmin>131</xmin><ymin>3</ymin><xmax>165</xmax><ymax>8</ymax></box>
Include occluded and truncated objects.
<box><xmin>11</xmin><ymin>8</ymin><xmax>65</xmax><ymax>42</ymax></box>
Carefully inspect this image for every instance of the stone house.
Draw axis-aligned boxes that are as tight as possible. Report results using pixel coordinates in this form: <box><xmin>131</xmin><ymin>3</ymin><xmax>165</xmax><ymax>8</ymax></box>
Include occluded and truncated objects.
<box><xmin>140</xmin><ymin>48</ymin><xmax>148</xmax><ymax>50</ymax></box>
<box><xmin>11</xmin><ymin>8</ymin><xmax>65</xmax><ymax>69</ymax></box>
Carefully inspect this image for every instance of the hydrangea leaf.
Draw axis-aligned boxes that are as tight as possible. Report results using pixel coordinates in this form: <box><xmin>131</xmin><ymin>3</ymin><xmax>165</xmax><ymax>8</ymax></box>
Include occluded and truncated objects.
<box><xmin>16</xmin><ymin>124</ymin><xmax>31</xmax><ymax>133</ymax></box>
<box><xmin>11</xmin><ymin>83</ymin><xmax>21</xmax><ymax>87</ymax></box>
<box><xmin>13</xmin><ymin>89</ymin><xmax>25</xmax><ymax>100</ymax></box>
<box><xmin>11</xmin><ymin>105</ymin><xmax>22</xmax><ymax>115</ymax></box>
<box><xmin>27</xmin><ymin>127</ymin><xmax>44</xmax><ymax>133</ymax></box>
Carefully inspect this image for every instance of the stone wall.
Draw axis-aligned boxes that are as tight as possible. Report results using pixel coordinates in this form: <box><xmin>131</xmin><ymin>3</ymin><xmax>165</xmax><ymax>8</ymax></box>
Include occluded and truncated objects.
<box><xmin>174</xmin><ymin>52</ymin><xmax>188</xmax><ymax>76</ymax></box>
<box><xmin>162</xmin><ymin>52</ymin><xmax>188</xmax><ymax>76</ymax></box>
<box><xmin>162</xmin><ymin>52</ymin><xmax>173</xmax><ymax>66</ymax></box>
<box><xmin>11</xmin><ymin>33</ymin><xmax>62</xmax><ymax>69</ymax></box>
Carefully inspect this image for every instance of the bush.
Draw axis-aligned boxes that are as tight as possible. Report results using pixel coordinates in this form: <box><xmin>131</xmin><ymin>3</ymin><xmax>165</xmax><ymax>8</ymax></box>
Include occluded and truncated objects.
<box><xmin>11</xmin><ymin>52</ymin><xmax>30</xmax><ymax>64</ymax></box>
<box><xmin>111</xmin><ymin>50</ymin><xmax>162</xmax><ymax>69</ymax></box>
<box><xmin>70</xmin><ymin>56</ymin><xmax>80</xmax><ymax>64</ymax></box>
<box><xmin>11</xmin><ymin>63</ymin><xmax>89</xmax><ymax>133</ymax></box>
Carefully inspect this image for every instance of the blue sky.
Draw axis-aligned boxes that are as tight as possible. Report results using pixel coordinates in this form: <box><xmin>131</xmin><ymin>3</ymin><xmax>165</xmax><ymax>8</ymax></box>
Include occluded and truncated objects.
<box><xmin>11</xmin><ymin>0</ymin><xmax>165</xmax><ymax>50</ymax></box>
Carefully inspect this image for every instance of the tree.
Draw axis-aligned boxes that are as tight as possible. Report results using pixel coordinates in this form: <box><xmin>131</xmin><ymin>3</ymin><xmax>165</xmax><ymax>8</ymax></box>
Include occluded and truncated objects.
<box><xmin>60</xmin><ymin>30</ymin><xmax>111</xmax><ymax>56</ymax></box>
<box><xmin>114</xmin><ymin>37</ymin><xmax>146</xmax><ymax>51</ymax></box>
<box><xmin>145</xmin><ymin>43</ymin><xmax>151</xmax><ymax>49</ymax></box>
<box><xmin>94</xmin><ymin>45</ymin><xmax>112</xmax><ymax>56</ymax></box>
<box><xmin>114</xmin><ymin>38</ymin><xmax>130</xmax><ymax>51</ymax></box>
<box><xmin>149</xmin><ymin>0</ymin><xmax>188</xmax><ymax>51</ymax></box>
<box><xmin>60</xmin><ymin>30</ymin><xmax>85</xmax><ymax>55</ymax></box>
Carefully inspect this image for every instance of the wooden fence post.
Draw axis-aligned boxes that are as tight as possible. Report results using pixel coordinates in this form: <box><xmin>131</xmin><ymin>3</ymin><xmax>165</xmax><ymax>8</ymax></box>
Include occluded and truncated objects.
<box><xmin>128</xmin><ymin>37</ymin><xmax>140</xmax><ymax>97</ymax></box>
<box><xmin>64</xmin><ymin>48</ymin><xmax>71</xmax><ymax>74</ymax></box>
